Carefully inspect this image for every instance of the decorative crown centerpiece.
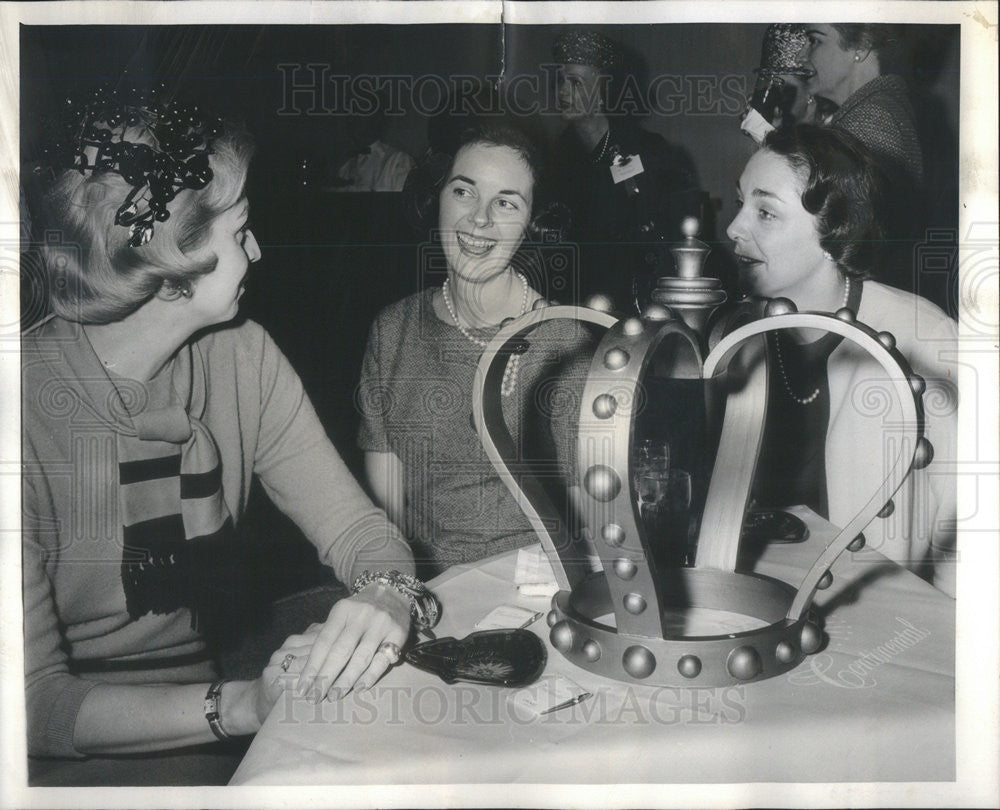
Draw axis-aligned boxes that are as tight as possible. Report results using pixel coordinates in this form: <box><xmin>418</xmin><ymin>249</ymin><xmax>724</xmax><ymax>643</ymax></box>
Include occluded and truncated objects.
<box><xmin>473</xmin><ymin>219</ymin><xmax>931</xmax><ymax>687</ymax></box>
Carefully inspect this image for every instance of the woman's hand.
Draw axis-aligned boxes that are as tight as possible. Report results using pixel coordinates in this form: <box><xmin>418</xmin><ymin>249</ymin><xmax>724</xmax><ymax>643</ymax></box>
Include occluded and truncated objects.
<box><xmin>255</xmin><ymin>633</ymin><xmax>319</xmax><ymax>722</ymax></box>
<box><xmin>293</xmin><ymin>584</ymin><xmax>411</xmax><ymax>702</ymax></box>
<box><xmin>220</xmin><ymin>633</ymin><xmax>319</xmax><ymax>735</ymax></box>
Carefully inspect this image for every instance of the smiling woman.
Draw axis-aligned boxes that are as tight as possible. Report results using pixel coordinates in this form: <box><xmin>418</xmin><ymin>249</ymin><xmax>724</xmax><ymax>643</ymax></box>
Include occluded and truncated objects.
<box><xmin>793</xmin><ymin>23</ymin><xmax>929</xmax><ymax>301</ymax></box>
<box><xmin>797</xmin><ymin>23</ymin><xmax>921</xmax><ymax>187</ymax></box>
<box><xmin>357</xmin><ymin>121</ymin><xmax>590</xmax><ymax>578</ymax></box>
<box><xmin>438</xmin><ymin>141</ymin><xmax>534</xmax><ymax>286</ymax></box>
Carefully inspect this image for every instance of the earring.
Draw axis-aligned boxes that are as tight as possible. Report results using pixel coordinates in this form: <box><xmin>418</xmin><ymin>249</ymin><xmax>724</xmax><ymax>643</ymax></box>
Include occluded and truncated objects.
<box><xmin>159</xmin><ymin>279</ymin><xmax>193</xmax><ymax>301</ymax></box>
<box><xmin>823</xmin><ymin>250</ymin><xmax>834</xmax><ymax>262</ymax></box>
<box><xmin>853</xmin><ymin>53</ymin><xmax>861</xmax><ymax>62</ymax></box>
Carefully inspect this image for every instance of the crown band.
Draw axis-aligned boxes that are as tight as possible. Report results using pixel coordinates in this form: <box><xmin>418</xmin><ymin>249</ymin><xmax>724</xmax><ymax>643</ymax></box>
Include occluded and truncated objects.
<box><xmin>473</xmin><ymin>301</ymin><xmax>927</xmax><ymax>687</ymax></box>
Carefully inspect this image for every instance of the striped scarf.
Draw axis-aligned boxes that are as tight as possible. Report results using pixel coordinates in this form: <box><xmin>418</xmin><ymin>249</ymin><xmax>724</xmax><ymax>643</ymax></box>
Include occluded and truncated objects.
<box><xmin>110</xmin><ymin>360</ymin><xmax>247</xmax><ymax>636</ymax></box>
<box><xmin>32</xmin><ymin>318</ymin><xmax>252</xmax><ymax>638</ymax></box>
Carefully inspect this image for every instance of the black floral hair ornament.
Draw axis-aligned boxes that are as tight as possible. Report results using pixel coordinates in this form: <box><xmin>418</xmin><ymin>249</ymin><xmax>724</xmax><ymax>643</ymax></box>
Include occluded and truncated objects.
<box><xmin>39</xmin><ymin>83</ymin><xmax>223</xmax><ymax>247</ymax></box>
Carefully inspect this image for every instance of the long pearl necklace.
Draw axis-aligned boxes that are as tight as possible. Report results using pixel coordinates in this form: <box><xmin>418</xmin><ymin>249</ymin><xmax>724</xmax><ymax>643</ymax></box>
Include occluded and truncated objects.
<box><xmin>773</xmin><ymin>275</ymin><xmax>852</xmax><ymax>406</ymax></box>
<box><xmin>441</xmin><ymin>271</ymin><xmax>529</xmax><ymax>397</ymax></box>
<box><xmin>591</xmin><ymin>129</ymin><xmax>611</xmax><ymax>164</ymax></box>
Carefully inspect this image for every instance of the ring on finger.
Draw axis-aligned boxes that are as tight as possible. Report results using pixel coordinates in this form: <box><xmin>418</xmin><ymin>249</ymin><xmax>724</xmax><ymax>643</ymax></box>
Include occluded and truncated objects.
<box><xmin>280</xmin><ymin>653</ymin><xmax>296</xmax><ymax>672</ymax></box>
<box><xmin>376</xmin><ymin>641</ymin><xmax>402</xmax><ymax>666</ymax></box>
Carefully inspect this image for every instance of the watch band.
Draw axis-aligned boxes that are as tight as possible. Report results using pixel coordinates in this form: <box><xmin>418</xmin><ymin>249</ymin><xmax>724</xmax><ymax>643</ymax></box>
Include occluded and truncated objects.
<box><xmin>204</xmin><ymin>679</ymin><xmax>231</xmax><ymax>742</ymax></box>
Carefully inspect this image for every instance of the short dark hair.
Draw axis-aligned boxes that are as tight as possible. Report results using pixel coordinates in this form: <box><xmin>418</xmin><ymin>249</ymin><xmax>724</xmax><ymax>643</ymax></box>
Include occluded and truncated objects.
<box><xmin>404</xmin><ymin>119</ymin><xmax>566</xmax><ymax>240</ymax></box>
<box><xmin>831</xmin><ymin>24</ymin><xmax>904</xmax><ymax>72</ymax></box>
<box><xmin>455</xmin><ymin>120</ymin><xmax>543</xmax><ymax>189</ymax></box>
<box><xmin>762</xmin><ymin>124</ymin><xmax>886</xmax><ymax>278</ymax></box>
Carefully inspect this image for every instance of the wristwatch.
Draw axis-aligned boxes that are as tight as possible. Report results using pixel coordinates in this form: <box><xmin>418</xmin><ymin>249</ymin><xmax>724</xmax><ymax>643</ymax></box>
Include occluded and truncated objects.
<box><xmin>204</xmin><ymin>680</ymin><xmax>231</xmax><ymax>741</ymax></box>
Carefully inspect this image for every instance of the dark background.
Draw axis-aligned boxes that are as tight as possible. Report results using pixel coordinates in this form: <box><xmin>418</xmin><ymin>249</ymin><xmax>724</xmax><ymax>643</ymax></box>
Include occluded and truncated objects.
<box><xmin>20</xmin><ymin>23</ymin><xmax>961</xmax><ymax>600</ymax></box>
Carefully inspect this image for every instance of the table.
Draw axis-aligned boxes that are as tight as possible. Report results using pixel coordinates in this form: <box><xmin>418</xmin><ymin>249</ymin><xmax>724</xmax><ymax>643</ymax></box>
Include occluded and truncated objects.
<box><xmin>230</xmin><ymin>507</ymin><xmax>954</xmax><ymax>785</ymax></box>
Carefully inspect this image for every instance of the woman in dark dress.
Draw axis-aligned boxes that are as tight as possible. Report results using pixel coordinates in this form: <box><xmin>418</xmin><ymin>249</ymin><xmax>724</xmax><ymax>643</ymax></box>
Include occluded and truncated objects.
<box><xmin>727</xmin><ymin>124</ymin><xmax>957</xmax><ymax>594</ymax></box>
<box><xmin>549</xmin><ymin>29</ymin><xmax>704</xmax><ymax>309</ymax></box>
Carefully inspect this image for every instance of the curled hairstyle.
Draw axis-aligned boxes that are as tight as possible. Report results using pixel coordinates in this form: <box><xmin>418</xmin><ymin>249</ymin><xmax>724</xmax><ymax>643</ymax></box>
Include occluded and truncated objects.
<box><xmin>762</xmin><ymin>124</ymin><xmax>886</xmax><ymax>279</ymax></box>
<box><xmin>404</xmin><ymin>120</ymin><xmax>568</xmax><ymax>241</ymax></box>
<box><xmin>40</xmin><ymin>122</ymin><xmax>254</xmax><ymax>324</ymax></box>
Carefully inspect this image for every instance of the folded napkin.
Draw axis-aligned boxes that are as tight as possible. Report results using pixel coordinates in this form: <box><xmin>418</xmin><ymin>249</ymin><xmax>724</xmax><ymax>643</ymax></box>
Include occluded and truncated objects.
<box><xmin>474</xmin><ymin>604</ymin><xmax>544</xmax><ymax>631</ymax></box>
<box><xmin>514</xmin><ymin>546</ymin><xmax>559</xmax><ymax>598</ymax></box>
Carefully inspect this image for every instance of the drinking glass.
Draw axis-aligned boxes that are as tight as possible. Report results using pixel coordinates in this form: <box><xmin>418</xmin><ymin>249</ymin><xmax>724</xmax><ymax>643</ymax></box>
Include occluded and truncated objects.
<box><xmin>633</xmin><ymin>439</ymin><xmax>693</xmax><ymax>565</ymax></box>
<box><xmin>633</xmin><ymin>439</ymin><xmax>671</xmax><ymax>523</ymax></box>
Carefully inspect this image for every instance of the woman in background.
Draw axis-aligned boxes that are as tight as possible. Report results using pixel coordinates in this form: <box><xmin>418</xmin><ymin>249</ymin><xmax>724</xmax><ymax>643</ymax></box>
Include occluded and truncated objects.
<box><xmin>23</xmin><ymin>90</ymin><xmax>432</xmax><ymax>785</ymax></box>
<box><xmin>726</xmin><ymin>124</ymin><xmax>957</xmax><ymax>595</ymax></box>
<box><xmin>798</xmin><ymin>23</ymin><xmax>923</xmax><ymax>188</ymax></box>
<box><xmin>549</xmin><ymin>29</ymin><xmax>704</xmax><ymax>309</ymax></box>
<box><xmin>740</xmin><ymin>23</ymin><xmax>830</xmax><ymax>143</ymax></box>
<box><xmin>797</xmin><ymin>23</ymin><xmax>930</xmax><ymax>298</ymax></box>
<box><xmin>358</xmin><ymin>121</ymin><xmax>587</xmax><ymax>578</ymax></box>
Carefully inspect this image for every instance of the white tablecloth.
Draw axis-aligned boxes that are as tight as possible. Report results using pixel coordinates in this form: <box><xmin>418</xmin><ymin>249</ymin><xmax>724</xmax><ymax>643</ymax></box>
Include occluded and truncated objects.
<box><xmin>231</xmin><ymin>508</ymin><xmax>954</xmax><ymax>785</ymax></box>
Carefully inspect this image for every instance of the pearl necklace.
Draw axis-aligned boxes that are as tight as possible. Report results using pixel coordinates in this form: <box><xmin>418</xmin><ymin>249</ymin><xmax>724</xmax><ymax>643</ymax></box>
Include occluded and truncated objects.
<box><xmin>592</xmin><ymin>129</ymin><xmax>611</xmax><ymax>164</ymax></box>
<box><xmin>441</xmin><ymin>272</ymin><xmax>529</xmax><ymax>397</ymax></box>
<box><xmin>773</xmin><ymin>275</ymin><xmax>852</xmax><ymax>406</ymax></box>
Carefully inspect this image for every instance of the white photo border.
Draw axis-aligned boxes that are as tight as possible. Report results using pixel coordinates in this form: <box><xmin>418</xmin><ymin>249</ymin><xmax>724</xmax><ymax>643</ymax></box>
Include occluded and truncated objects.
<box><xmin>1</xmin><ymin>1</ymin><xmax>996</xmax><ymax>807</ymax></box>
